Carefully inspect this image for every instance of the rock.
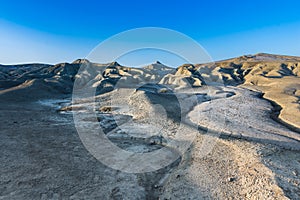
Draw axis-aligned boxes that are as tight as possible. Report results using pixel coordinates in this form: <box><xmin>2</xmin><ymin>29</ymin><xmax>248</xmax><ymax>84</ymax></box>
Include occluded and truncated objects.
<box><xmin>292</xmin><ymin>170</ymin><xmax>298</xmax><ymax>176</ymax></box>
<box><xmin>228</xmin><ymin>177</ymin><xmax>236</xmax><ymax>182</ymax></box>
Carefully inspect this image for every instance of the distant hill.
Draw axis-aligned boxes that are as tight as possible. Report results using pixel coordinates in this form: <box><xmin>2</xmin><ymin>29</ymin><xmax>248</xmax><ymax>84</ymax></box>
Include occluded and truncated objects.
<box><xmin>0</xmin><ymin>53</ymin><xmax>299</xmax><ymax>129</ymax></box>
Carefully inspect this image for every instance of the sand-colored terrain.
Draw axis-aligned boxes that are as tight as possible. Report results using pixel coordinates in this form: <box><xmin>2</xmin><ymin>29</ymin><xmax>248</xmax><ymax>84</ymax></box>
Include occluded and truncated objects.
<box><xmin>0</xmin><ymin>53</ymin><xmax>299</xmax><ymax>199</ymax></box>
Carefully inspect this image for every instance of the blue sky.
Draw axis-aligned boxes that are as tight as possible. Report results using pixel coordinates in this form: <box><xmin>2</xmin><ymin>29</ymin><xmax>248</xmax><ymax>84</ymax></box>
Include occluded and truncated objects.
<box><xmin>0</xmin><ymin>0</ymin><xmax>300</xmax><ymax>66</ymax></box>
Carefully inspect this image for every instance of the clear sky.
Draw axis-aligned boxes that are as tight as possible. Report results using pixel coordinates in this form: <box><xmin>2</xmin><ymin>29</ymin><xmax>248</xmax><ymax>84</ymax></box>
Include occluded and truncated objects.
<box><xmin>0</xmin><ymin>0</ymin><xmax>300</xmax><ymax>66</ymax></box>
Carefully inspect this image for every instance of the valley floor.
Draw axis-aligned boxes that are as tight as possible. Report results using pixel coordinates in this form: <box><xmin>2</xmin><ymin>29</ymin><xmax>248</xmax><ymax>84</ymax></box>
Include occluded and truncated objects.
<box><xmin>1</xmin><ymin>86</ymin><xmax>299</xmax><ymax>199</ymax></box>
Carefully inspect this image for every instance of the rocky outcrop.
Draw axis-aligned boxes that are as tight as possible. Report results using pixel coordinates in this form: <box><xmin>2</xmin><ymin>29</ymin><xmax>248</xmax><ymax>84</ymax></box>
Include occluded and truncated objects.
<box><xmin>159</xmin><ymin>64</ymin><xmax>205</xmax><ymax>87</ymax></box>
